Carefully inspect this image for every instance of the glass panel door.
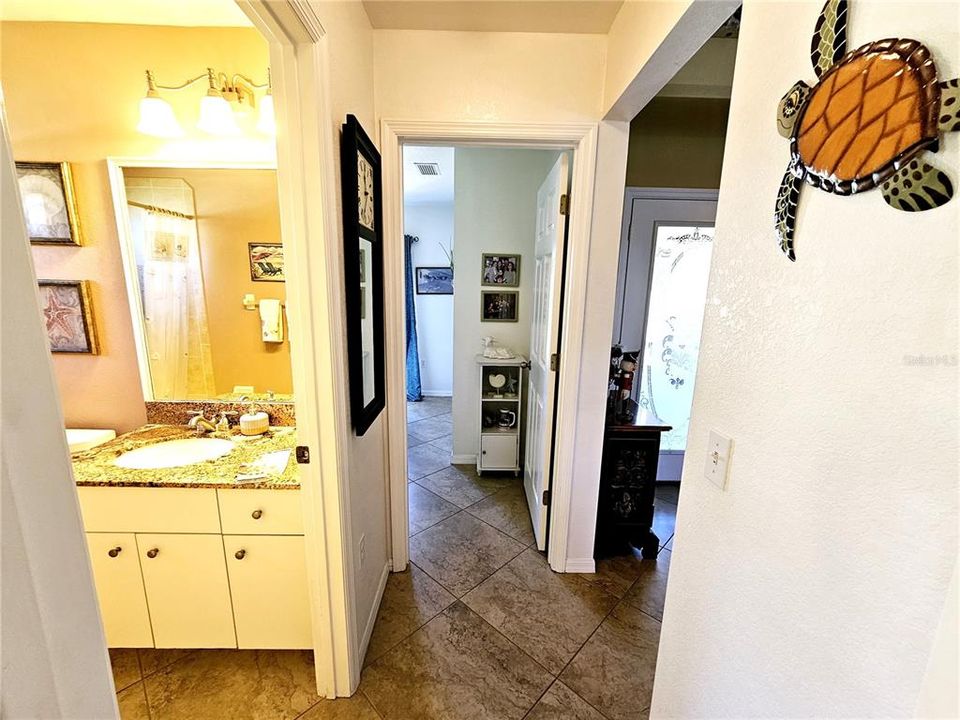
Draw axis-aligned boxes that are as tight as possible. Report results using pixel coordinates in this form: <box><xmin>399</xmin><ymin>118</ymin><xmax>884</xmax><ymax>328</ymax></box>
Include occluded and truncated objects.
<box><xmin>636</xmin><ymin>225</ymin><xmax>714</xmax><ymax>452</ymax></box>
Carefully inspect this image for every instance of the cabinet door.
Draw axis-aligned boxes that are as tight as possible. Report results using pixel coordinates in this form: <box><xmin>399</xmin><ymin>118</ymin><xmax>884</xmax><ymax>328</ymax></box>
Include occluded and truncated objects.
<box><xmin>137</xmin><ymin>534</ymin><xmax>236</xmax><ymax>648</ymax></box>
<box><xmin>86</xmin><ymin>533</ymin><xmax>153</xmax><ymax>647</ymax></box>
<box><xmin>223</xmin><ymin>535</ymin><xmax>312</xmax><ymax>649</ymax></box>
<box><xmin>480</xmin><ymin>434</ymin><xmax>518</xmax><ymax>470</ymax></box>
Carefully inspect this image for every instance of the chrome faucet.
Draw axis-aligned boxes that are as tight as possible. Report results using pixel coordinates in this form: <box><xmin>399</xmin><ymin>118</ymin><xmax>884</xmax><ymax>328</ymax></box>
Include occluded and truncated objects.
<box><xmin>187</xmin><ymin>410</ymin><xmax>217</xmax><ymax>436</ymax></box>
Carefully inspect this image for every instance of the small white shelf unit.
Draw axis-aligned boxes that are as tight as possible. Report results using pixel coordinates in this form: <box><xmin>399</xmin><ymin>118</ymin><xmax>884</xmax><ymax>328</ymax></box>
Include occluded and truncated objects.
<box><xmin>476</xmin><ymin>355</ymin><xmax>527</xmax><ymax>476</ymax></box>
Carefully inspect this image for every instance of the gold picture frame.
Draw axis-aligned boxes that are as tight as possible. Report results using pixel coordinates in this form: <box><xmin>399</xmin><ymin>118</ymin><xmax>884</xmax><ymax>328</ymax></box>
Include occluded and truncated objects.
<box><xmin>37</xmin><ymin>280</ymin><xmax>99</xmax><ymax>354</ymax></box>
<box><xmin>15</xmin><ymin>161</ymin><xmax>83</xmax><ymax>246</ymax></box>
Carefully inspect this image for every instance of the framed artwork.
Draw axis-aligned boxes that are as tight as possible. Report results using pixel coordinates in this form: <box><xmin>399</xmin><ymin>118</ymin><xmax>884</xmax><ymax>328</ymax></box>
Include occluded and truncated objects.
<box><xmin>249</xmin><ymin>243</ymin><xmax>285</xmax><ymax>282</ymax></box>
<box><xmin>341</xmin><ymin>114</ymin><xmax>385</xmax><ymax>436</ymax></box>
<box><xmin>481</xmin><ymin>253</ymin><xmax>520</xmax><ymax>287</ymax></box>
<box><xmin>16</xmin><ymin>161</ymin><xmax>82</xmax><ymax>246</ymax></box>
<box><xmin>481</xmin><ymin>291</ymin><xmax>519</xmax><ymax>322</ymax></box>
<box><xmin>38</xmin><ymin>280</ymin><xmax>99</xmax><ymax>354</ymax></box>
<box><xmin>416</xmin><ymin>266</ymin><xmax>454</xmax><ymax>295</ymax></box>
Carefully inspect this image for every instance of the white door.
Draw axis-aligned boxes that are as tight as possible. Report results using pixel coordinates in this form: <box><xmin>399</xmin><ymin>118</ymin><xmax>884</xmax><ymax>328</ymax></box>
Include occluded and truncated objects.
<box><xmin>223</xmin><ymin>535</ymin><xmax>312</xmax><ymax>649</ymax></box>
<box><xmin>137</xmin><ymin>533</ymin><xmax>236</xmax><ymax>648</ymax></box>
<box><xmin>523</xmin><ymin>153</ymin><xmax>570</xmax><ymax>550</ymax></box>
<box><xmin>86</xmin><ymin>533</ymin><xmax>153</xmax><ymax>647</ymax></box>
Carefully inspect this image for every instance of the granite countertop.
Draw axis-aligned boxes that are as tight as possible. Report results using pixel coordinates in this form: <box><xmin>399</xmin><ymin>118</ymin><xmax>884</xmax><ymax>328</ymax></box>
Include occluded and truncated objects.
<box><xmin>71</xmin><ymin>424</ymin><xmax>300</xmax><ymax>490</ymax></box>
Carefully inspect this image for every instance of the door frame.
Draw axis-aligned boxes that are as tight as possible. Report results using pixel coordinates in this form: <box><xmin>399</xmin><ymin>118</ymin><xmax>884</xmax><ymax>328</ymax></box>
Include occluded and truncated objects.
<box><xmin>381</xmin><ymin>120</ymin><xmax>598</xmax><ymax>573</ymax></box>
<box><xmin>237</xmin><ymin>0</ymin><xmax>358</xmax><ymax>696</ymax></box>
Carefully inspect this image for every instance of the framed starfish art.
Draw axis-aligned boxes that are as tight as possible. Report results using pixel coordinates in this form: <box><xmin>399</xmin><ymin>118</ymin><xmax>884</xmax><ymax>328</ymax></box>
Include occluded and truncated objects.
<box><xmin>38</xmin><ymin>280</ymin><xmax>99</xmax><ymax>354</ymax></box>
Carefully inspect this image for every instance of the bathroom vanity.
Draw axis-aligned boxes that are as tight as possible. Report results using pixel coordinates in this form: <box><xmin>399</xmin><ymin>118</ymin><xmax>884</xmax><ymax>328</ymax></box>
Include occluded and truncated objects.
<box><xmin>72</xmin><ymin>425</ymin><xmax>311</xmax><ymax>650</ymax></box>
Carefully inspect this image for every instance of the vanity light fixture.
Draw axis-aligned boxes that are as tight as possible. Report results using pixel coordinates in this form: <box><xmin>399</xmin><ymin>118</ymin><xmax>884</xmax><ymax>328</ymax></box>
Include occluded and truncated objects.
<box><xmin>136</xmin><ymin>67</ymin><xmax>275</xmax><ymax>138</ymax></box>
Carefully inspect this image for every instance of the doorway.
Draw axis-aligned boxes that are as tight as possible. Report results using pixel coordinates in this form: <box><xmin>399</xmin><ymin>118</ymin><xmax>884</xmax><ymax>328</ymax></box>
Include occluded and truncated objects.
<box><xmin>402</xmin><ymin>145</ymin><xmax>570</xmax><ymax>585</ymax></box>
<box><xmin>383</xmin><ymin>122</ymin><xmax>598</xmax><ymax>574</ymax></box>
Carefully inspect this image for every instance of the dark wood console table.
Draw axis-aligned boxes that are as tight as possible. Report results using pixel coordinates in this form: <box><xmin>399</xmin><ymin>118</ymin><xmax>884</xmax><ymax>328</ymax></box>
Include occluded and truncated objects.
<box><xmin>595</xmin><ymin>400</ymin><xmax>671</xmax><ymax>559</ymax></box>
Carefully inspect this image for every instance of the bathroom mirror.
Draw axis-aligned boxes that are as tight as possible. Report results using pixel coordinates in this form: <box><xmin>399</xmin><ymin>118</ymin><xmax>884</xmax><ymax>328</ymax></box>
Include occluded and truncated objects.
<box><xmin>112</xmin><ymin>164</ymin><xmax>294</xmax><ymax>402</ymax></box>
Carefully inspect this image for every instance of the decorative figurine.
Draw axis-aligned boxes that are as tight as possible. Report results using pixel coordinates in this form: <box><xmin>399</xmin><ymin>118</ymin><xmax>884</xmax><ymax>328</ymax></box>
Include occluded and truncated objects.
<box><xmin>618</xmin><ymin>352</ymin><xmax>639</xmax><ymax>401</ymax></box>
<box><xmin>505</xmin><ymin>375</ymin><xmax>519</xmax><ymax>397</ymax></box>
<box><xmin>774</xmin><ymin>0</ymin><xmax>959</xmax><ymax>261</ymax></box>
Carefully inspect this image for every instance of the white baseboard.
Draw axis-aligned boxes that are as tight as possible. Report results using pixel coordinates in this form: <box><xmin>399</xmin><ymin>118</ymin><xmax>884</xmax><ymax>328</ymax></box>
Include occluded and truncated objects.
<box><xmin>564</xmin><ymin>558</ymin><xmax>596</xmax><ymax>574</ymax></box>
<box><xmin>420</xmin><ymin>391</ymin><xmax>452</xmax><ymax>397</ymax></box>
<box><xmin>358</xmin><ymin>561</ymin><xmax>391</xmax><ymax>664</ymax></box>
<box><xmin>451</xmin><ymin>454</ymin><xmax>476</xmax><ymax>465</ymax></box>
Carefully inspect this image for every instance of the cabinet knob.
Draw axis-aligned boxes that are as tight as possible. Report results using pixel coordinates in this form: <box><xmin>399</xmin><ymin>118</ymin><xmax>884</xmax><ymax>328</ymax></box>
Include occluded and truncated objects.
<box><xmin>107</xmin><ymin>546</ymin><xmax>122</xmax><ymax>558</ymax></box>
<box><xmin>482</xmin><ymin>450</ymin><xmax>487</xmax><ymax>455</ymax></box>
<box><xmin>235</xmin><ymin>549</ymin><xmax>246</xmax><ymax>560</ymax></box>
<box><xmin>146</xmin><ymin>548</ymin><xmax>159</xmax><ymax>558</ymax></box>
<box><xmin>251</xmin><ymin>509</ymin><xmax>263</xmax><ymax>520</ymax></box>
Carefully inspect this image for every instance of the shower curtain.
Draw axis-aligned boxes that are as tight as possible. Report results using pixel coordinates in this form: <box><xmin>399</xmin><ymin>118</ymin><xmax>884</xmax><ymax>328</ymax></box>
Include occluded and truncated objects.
<box><xmin>404</xmin><ymin>234</ymin><xmax>423</xmax><ymax>401</ymax></box>
<box><xmin>141</xmin><ymin>211</ymin><xmax>215</xmax><ymax>399</ymax></box>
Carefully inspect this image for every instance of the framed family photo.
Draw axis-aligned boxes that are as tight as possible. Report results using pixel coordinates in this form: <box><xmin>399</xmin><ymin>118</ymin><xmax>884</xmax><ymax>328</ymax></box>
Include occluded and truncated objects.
<box><xmin>416</xmin><ymin>266</ymin><xmax>454</xmax><ymax>295</ymax></box>
<box><xmin>249</xmin><ymin>243</ymin><xmax>285</xmax><ymax>282</ymax></box>
<box><xmin>38</xmin><ymin>280</ymin><xmax>99</xmax><ymax>354</ymax></box>
<box><xmin>16</xmin><ymin>161</ymin><xmax>83</xmax><ymax>246</ymax></box>
<box><xmin>481</xmin><ymin>253</ymin><xmax>520</xmax><ymax>287</ymax></box>
<box><xmin>481</xmin><ymin>291</ymin><xmax>518</xmax><ymax>322</ymax></box>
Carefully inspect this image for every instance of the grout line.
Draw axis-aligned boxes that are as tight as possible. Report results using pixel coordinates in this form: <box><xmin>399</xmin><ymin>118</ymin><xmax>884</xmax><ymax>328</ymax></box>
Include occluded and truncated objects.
<box><xmin>358</xmin><ymin>686</ymin><xmax>386</xmax><ymax>719</ymax></box>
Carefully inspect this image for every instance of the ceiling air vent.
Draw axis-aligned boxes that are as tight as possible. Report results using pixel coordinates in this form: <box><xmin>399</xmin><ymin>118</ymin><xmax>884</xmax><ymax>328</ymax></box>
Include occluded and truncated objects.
<box><xmin>414</xmin><ymin>162</ymin><xmax>441</xmax><ymax>176</ymax></box>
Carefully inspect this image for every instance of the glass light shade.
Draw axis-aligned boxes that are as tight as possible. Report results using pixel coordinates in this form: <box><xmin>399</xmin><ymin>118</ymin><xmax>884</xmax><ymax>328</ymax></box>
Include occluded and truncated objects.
<box><xmin>137</xmin><ymin>95</ymin><xmax>183</xmax><ymax>137</ymax></box>
<box><xmin>197</xmin><ymin>94</ymin><xmax>240</xmax><ymax>136</ymax></box>
<box><xmin>256</xmin><ymin>94</ymin><xmax>276</xmax><ymax>135</ymax></box>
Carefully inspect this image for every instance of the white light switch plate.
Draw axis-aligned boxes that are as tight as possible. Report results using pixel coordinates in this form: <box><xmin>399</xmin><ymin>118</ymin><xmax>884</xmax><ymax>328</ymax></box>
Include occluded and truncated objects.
<box><xmin>704</xmin><ymin>430</ymin><xmax>732</xmax><ymax>489</ymax></box>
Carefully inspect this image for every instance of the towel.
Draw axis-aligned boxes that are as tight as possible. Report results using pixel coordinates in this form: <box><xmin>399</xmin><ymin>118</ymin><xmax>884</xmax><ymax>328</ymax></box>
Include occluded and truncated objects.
<box><xmin>259</xmin><ymin>298</ymin><xmax>283</xmax><ymax>343</ymax></box>
<box><xmin>236</xmin><ymin>449</ymin><xmax>292</xmax><ymax>483</ymax></box>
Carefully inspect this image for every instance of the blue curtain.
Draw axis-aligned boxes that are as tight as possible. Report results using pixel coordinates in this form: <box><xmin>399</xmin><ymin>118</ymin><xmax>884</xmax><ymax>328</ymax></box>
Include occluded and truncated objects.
<box><xmin>404</xmin><ymin>234</ymin><xmax>423</xmax><ymax>402</ymax></box>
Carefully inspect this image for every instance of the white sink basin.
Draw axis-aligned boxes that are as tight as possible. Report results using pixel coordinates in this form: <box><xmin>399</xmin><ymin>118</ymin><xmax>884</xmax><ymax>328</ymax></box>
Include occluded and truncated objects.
<box><xmin>114</xmin><ymin>438</ymin><xmax>235</xmax><ymax>470</ymax></box>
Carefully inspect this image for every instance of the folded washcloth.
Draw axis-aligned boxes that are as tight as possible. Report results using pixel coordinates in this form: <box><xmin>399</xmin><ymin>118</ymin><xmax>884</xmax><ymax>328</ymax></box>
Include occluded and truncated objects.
<box><xmin>236</xmin><ymin>449</ymin><xmax>292</xmax><ymax>482</ymax></box>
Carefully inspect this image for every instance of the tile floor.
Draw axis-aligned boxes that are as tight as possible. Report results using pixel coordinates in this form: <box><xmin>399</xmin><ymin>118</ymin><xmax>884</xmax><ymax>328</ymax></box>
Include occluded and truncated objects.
<box><xmin>111</xmin><ymin>395</ymin><xmax>679</xmax><ymax>719</ymax></box>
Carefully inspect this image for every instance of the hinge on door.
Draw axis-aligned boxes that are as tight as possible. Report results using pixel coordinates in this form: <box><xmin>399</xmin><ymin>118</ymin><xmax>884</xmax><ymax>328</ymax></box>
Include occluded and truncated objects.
<box><xmin>559</xmin><ymin>194</ymin><xmax>569</xmax><ymax>216</ymax></box>
<box><xmin>542</xmin><ymin>489</ymin><xmax>551</xmax><ymax>506</ymax></box>
<box><xmin>550</xmin><ymin>353</ymin><xmax>559</xmax><ymax>372</ymax></box>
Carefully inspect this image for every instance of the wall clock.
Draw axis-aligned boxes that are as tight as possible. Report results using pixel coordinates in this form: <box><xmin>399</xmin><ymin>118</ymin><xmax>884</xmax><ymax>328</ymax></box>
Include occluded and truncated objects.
<box><xmin>341</xmin><ymin>114</ymin><xmax>385</xmax><ymax>436</ymax></box>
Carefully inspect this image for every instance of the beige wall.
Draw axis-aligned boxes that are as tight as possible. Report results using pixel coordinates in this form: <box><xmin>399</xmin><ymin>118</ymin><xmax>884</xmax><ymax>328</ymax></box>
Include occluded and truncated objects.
<box><xmin>124</xmin><ymin>167</ymin><xmax>291</xmax><ymax>396</ymax></box>
<box><xmin>625</xmin><ymin>96</ymin><xmax>730</xmax><ymax>189</ymax></box>
<box><xmin>373</xmin><ymin>30</ymin><xmax>607</xmax><ymax>122</ymax></box>
<box><xmin>651</xmin><ymin>1</ymin><xmax>959</xmax><ymax>716</ymax></box>
<box><xmin>0</xmin><ymin>21</ymin><xmax>272</xmax><ymax>433</ymax></box>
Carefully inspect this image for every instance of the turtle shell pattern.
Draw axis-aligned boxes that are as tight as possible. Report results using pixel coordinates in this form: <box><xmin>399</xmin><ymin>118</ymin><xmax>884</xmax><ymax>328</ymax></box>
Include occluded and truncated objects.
<box><xmin>793</xmin><ymin>38</ymin><xmax>941</xmax><ymax>195</ymax></box>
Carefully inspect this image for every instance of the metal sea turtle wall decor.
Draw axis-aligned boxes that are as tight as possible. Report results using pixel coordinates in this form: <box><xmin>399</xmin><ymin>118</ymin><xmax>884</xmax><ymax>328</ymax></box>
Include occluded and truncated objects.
<box><xmin>775</xmin><ymin>0</ymin><xmax>959</xmax><ymax>261</ymax></box>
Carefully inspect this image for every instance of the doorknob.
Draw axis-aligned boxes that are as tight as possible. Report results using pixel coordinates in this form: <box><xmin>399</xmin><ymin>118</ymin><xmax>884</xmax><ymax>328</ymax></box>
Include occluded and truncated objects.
<box><xmin>146</xmin><ymin>548</ymin><xmax>159</xmax><ymax>558</ymax></box>
<box><xmin>108</xmin><ymin>546</ymin><xmax>122</xmax><ymax>558</ymax></box>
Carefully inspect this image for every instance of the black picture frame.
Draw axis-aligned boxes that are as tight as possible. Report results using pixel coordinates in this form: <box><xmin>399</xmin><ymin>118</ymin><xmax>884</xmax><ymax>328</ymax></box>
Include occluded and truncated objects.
<box><xmin>341</xmin><ymin>114</ymin><xmax>385</xmax><ymax>436</ymax></box>
<box><xmin>415</xmin><ymin>266</ymin><xmax>454</xmax><ymax>295</ymax></box>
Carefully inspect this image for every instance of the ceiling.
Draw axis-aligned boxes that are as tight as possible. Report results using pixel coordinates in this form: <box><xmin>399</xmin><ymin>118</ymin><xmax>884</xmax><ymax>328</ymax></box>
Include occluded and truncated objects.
<box><xmin>362</xmin><ymin>1</ymin><xmax>623</xmax><ymax>34</ymax></box>
<box><xmin>403</xmin><ymin>146</ymin><xmax>455</xmax><ymax>204</ymax></box>
<box><xmin>0</xmin><ymin>0</ymin><xmax>252</xmax><ymax>26</ymax></box>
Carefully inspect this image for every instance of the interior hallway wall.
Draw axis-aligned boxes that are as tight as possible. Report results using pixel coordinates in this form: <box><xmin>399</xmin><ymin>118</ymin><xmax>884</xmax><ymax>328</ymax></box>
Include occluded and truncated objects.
<box><xmin>451</xmin><ymin>148</ymin><xmax>559</xmax><ymax>461</ymax></box>
<box><xmin>405</xmin><ymin>202</ymin><xmax>455</xmax><ymax>396</ymax></box>
<box><xmin>652</xmin><ymin>1</ymin><xmax>959</xmax><ymax>716</ymax></box>
<box><xmin>0</xmin><ymin>21</ymin><xmax>273</xmax><ymax>433</ymax></box>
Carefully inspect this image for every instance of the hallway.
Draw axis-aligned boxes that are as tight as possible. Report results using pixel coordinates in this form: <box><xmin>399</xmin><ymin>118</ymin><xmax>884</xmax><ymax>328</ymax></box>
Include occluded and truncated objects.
<box><xmin>355</xmin><ymin>397</ymin><xmax>678</xmax><ymax>719</ymax></box>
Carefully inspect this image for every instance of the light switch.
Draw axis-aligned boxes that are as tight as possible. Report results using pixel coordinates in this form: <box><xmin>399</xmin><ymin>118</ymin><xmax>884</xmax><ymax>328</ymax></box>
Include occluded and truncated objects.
<box><xmin>704</xmin><ymin>430</ymin><xmax>732</xmax><ymax>489</ymax></box>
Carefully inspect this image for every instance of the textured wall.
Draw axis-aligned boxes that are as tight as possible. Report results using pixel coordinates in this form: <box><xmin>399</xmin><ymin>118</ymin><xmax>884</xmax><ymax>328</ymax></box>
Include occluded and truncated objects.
<box><xmin>651</xmin><ymin>1</ymin><xmax>959</xmax><ymax>716</ymax></box>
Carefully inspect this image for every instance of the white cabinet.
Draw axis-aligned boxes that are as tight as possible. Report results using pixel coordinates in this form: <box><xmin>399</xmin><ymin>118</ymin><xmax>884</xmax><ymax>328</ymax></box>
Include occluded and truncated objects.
<box><xmin>86</xmin><ymin>533</ymin><xmax>153</xmax><ymax>647</ymax></box>
<box><xmin>80</xmin><ymin>487</ymin><xmax>309</xmax><ymax>649</ymax></box>
<box><xmin>137</xmin><ymin>533</ymin><xmax>236</xmax><ymax>648</ymax></box>
<box><xmin>223</xmin><ymin>535</ymin><xmax>312</xmax><ymax>649</ymax></box>
<box><xmin>476</xmin><ymin>356</ymin><xmax>526</xmax><ymax>475</ymax></box>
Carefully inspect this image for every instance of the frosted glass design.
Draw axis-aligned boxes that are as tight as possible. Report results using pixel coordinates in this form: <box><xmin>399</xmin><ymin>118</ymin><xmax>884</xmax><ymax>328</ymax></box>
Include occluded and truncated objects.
<box><xmin>636</xmin><ymin>225</ymin><xmax>714</xmax><ymax>452</ymax></box>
